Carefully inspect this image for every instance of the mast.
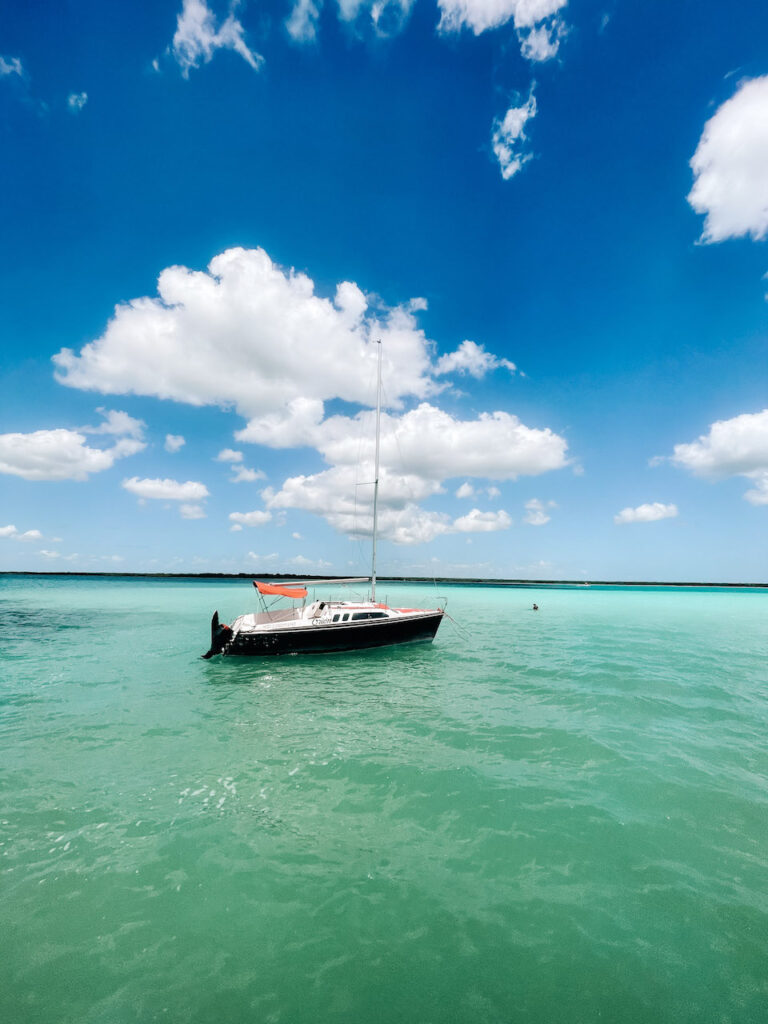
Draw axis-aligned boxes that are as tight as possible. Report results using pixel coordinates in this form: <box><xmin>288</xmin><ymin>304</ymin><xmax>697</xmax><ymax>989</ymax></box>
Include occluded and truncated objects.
<box><xmin>371</xmin><ymin>339</ymin><xmax>382</xmax><ymax>601</ymax></box>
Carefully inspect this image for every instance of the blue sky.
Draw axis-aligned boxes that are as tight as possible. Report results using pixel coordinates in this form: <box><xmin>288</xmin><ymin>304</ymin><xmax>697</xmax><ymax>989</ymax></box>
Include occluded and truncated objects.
<box><xmin>1</xmin><ymin>0</ymin><xmax>767</xmax><ymax>581</ymax></box>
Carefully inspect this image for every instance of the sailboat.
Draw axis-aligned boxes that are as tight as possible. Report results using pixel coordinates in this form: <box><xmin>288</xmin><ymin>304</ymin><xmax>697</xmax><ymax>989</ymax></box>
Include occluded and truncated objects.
<box><xmin>202</xmin><ymin>342</ymin><xmax>445</xmax><ymax>658</ymax></box>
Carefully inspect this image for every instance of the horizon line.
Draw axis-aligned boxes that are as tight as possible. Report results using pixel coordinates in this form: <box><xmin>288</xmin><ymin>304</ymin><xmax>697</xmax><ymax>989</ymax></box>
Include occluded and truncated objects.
<box><xmin>1</xmin><ymin>572</ymin><xmax>766</xmax><ymax>588</ymax></box>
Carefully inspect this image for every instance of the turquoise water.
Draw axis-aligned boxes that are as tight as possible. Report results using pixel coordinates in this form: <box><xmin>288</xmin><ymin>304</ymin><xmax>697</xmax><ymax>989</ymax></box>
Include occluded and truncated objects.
<box><xmin>2</xmin><ymin>575</ymin><xmax>768</xmax><ymax>1024</ymax></box>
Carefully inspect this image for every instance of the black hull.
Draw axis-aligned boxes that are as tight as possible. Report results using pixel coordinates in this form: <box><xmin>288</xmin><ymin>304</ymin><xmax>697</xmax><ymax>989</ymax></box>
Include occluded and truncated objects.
<box><xmin>221</xmin><ymin>611</ymin><xmax>443</xmax><ymax>657</ymax></box>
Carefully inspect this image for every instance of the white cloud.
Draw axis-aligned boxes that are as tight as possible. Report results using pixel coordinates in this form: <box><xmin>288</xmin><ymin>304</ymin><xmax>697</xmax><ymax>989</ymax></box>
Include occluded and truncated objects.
<box><xmin>67</xmin><ymin>91</ymin><xmax>87</xmax><ymax>112</ymax></box>
<box><xmin>336</xmin><ymin>0</ymin><xmax>414</xmax><ymax>37</ymax></box>
<box><xmin>487</xmin><ymin>485</ymin><xmax>500</xmax><ymax>498</ymax></box>
<box><xmin>689</xmin><ymin>76</ymin><xmax>768</xmax><ymax>243</ymax></box>
<box><xmin>286</xmin><ymin>554</ymin><xmax>332</xmax><ymax>568</ymax></box>
<box><xmin>292</xmin><ymin>531</ymin><xmax>302</xmax><ymax>539</ymax></box>
<box><xmin>316</xmin><ymin>403</ymin><xmax>568</xmax><ymax>481</ymax></box>
<box><xmin>247</xmin><ymin>550</ymin><xmax>279</xmax><ymax>563</ymax></box>
<box><xmin>437</xmin><ymin>0</ymin><xmax>567</xmax><ymax>36</ymax></box>
<box><xmin>743</xmin><ymin>472</ymin><xmax>768</xmax><ymax>506</ymax></box>
<box><xmin>165</xmin><ymin>433</ymin><xmax>186</xmax><ymax>452</ymax></box>
<box><xmin>614</xmin><ymin>503</ymin><xmax>678</xmax><ymax>525</ymax></box>
<box><xmin>456</xmin><ymin>481</ymin><xmax>475</xmax><ymax>498</ymax></box>
<box><xmin>261</xmin><ymin>402</ymin><xmax>567</xmax><ymax>543</ymax></box>
<box><xmin>524</xmin><ymin>497</ymin><xmax>555</xmax><ymax>525</ymax></box>
<box><xmin>453</xmin><ymin>508</ymin><xmax>511</xmax><ymax>532</ymax></box>
<box><xmin>83</xmin><ymin>408</ymin><xmax>146</xmax><ymax>438</ymax></box>
<box><xmin>171</xmin><ymin>0</ymin><xmax>263</xmax><ymax>77</ymax></box>
<box><xmin>286</xmin><ymin>0</ymin><xmax>322</xmax><ymax>41</ymax></box>
<box><xmin>235</xmin><ymin>397</ymin><xmax>326</xmax><ymax>448</ymax></box>
<box><xmin>54</xmin><ymin>247</ymin><xmax>437</xmax><ymax>423</ymax></box>
<box><xmin>180</xmin><ymin>503</ymin><xmax>206</xmax><ymax>519</ymax></box>
<box><xmin>492</xmin><ymin>91</ymin><xmax>537</xmax><ymax>181</ymax></box>
<box><xmin>0</xmin><ymin>56</ymin><xmax>23</xmax><ymax>77</ymax></box>
<box><xmin>230</xmin><ymin>466</ymin><xmax>266</xmax><ymax>483</ymax></box>
<box><xmin>52</xmin><ymin>245</ymin><xmax>568</xmax><ymax>545</ymax></box>
<box><xmin>39</xmin><ymin>549</ymin><xmax>78</xmax><ymax>561</ymax></box>
<box><xmin>217</xmin><ymin>449</ymin><xmax>265</xmax><ymax>482</ymax></box>
<box><xmin>666</xmin><ymin>409</ymin><xmax>768</xmax><ymax>506</ymax></box>
<box><xmin>216</xmin><ymin>448</ymin><xmax>243</xmax><ymax>462</ymax></box>
<box><xmin>264</xmin><ymin>468</ymin><xmax>514</xmax><ymax>543</ymax></box>
<box><xmin>122</xmin><ymin>477</ymin><xmax>209</xmax><ymax>502</ymax></box>
<box><xmin>0</xmin><ymin>525</ymin><xmax>42</xmax><ymax>541</ymax></box>
<box><xmin>669</xmin><ymin>409</ymin><xmax>768</xmax><ymax>478</ymax></box>
<box><xmin>0</xmin><ymin>428</ymin><xmax>144</xmax><ymax>481</ymax></box>
<box><xmin>518</xmin><ymin>19</ymin><xmax>564</xmax><ymax>62</ymax></box>
<box><xmin>435</xmin><ymin>339</ymin><xmax>516</xmax><ymax>378</ymax></box>
<box><xmin>229</xmin><ymin>509</ymin><xmax>272</xmax><ymax>528</ymax></box>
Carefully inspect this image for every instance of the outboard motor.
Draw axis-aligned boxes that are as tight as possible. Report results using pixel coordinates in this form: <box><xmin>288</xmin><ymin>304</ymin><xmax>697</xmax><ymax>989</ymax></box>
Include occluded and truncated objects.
<box><xmin>202</xmin><ymin>611</ymin><xmax>233</xmax><ymax>659</ymax></box>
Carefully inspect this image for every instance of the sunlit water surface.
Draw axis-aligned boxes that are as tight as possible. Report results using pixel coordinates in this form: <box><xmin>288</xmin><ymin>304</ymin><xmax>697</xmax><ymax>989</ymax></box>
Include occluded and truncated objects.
<box><xmin>2</xmin><ymin>576</ymin><xmax>767</xmax><ymax>1023</ymax></box>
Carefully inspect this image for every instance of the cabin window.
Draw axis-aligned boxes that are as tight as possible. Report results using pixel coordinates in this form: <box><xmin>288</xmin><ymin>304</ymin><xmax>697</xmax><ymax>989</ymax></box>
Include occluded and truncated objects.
<box><xmin>332</xmin><ymin>614</ymin><xmax>340</xmax><ymax>622</ymax></box>
<box><xmin>342</xmin><ymin>614</ymin><xmax>350</xmax><ymax>622</ymax></box>
<box><xmin>351</xmin><ymin>611</ymin><xmax>388</xmax><ymax>621</ymax></box>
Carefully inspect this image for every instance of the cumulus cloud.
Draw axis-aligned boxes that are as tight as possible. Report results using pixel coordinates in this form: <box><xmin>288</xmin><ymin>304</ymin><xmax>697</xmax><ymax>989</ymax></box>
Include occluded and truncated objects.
<box><xmin>264</xmin><ymin>464</ymin><xmax>512</xmax><ymax>543</ymax></box>
<box><xmin>435</xmin><ymin>340</ymin><xmax>515</xmax><ymax>378</ymax></box>
<box><xmin>456</xmin><ymin>481</ymin><xmax>475</xmax><ymax>498</ymax></box>
<box><xmin>122</xmin><ymin>476</ymin><xmax>209</xmax><ymax>502</ymax></box>
<box><xmin>53</xmin><ymin>247</ymin><xmax>436</xmax><ymax>422</ymax></box>
<box><xmin>235</xmin><ymin>397</ymin><xmax>326</xmax><ymax>448</ymax></box>
<box><xmin>171</xmin><ymin>0</ymin><xmax>263</xmax><ymax>76</ymax></box>
<box><xmin>743</xmin><ymin>472</ymin><xmax>768</xmax><ymax>506</ymax></box>
<box><xmin>437</xmin><ymin>0</ymin><xmax>567</xmax><ymax>36</ymax></box>
<box><xmin>216</xmin><ymin>449</ymin><xmax>264</xmax><ymax>482</ymax></box>
<box><xmin>83</xmin><ymin>408</ymin><xmax>145</xmax><ymax>438</ymax></box>
<box><xmin>315</xmin><ymin>403</ymin><xmax>568</xmax><ymax>481</ymax></box>
<box><xmin>689</xmin><ymin>76</ymin><xmax>768</xmax><ymax>243</ymax></box>
<box><xmin>216</xmin><ymin>448</ymin><xmax>243</xmax><ymax>462</ymax></box>
<box><xmin>53</xmin><ymin>245</ymin><xmax>569</xmax><ymax>544</ymax></box>
<box><xmin>665</xmin><ymin>409</ymin><xmax>768</xmax><ymax>506</ymax></box>
<box><xmin>229</xmin><ymin>509</ymin><xmax>272</xmax><ymax>529</ymax></box>
<box><xmin>247</xmin><ymin>550</ymin><xmax>279</xmax><ymax>563</ymax></box>
<box><xmin>165</xmin><ymin>433</ymin><xmax>186</xmax><ymax>452</ymax></box>
<box><xmin>0</xmin><ymin>525</ymin><xmax>43</xmax><ymax>541</ymax></box>
<box><xmin>614</xmin><ymin>503</ymin><xmax>678</xmax><ymax>525</ymax></box>
<box><xmin>0</xmin><ymin>424</ymin><xmax>144</xmax><ymax>482</ymax></box>
<box><xmin>286</xmin><ymin>554</ymin><xmax>332</xmax><ymax>568</ymax></box>
<box><xmin>492</xmin><ymin>91</ymin><xmax>537</xmax><ymax>181</ymax></box>
<box><xmin>67</xmin><ymin>91</ymin><xmax>87</xmax><ymax>112</ymax></box>
<box><xmin>230</xmin><ymin>466</ymin><xmax>266</xmax><ymax>483</ymax></box>
<box><xmin>260</xmin><ymin>401</ymin><xmax>566</xmax><ymax>543</ymax></box>
<box><xmin>524</xmin><ymin>497</ymin><xmax>555</xmax><ymax>525</ymax></box>
<box><xmin>453</xmin><ymin>508</ymin><xmax>511</xmax><ymax>532</ymax></box>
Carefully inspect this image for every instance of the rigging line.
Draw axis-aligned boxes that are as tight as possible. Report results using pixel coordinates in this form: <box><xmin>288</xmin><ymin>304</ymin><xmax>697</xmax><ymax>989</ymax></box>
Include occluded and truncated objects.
<box><xmin>443</xmin><ymin>610</ymin><xmax>471</xmax><ymax>641</ymax></box>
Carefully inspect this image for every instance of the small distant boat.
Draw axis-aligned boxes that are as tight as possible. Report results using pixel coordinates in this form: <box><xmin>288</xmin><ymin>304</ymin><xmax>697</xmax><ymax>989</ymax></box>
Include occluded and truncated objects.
<box><xmin>203</xmin><ymin>342</ymin><xmax>444</xmax><ymax>658</ymax></box>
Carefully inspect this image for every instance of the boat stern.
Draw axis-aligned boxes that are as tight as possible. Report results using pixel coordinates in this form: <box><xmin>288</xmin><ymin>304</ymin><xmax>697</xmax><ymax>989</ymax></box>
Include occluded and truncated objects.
<box><xmin>201</xmin><ymin>610</ymin><xmax>233</xmax><ymax>659</ymax></box>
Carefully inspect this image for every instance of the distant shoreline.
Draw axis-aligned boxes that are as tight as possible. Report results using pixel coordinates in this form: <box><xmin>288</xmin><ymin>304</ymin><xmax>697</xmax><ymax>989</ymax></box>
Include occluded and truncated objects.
<box><xmin>1</xmin><ymin>572</ymin><xmax>766</xmax><ymax>588</ymax></box>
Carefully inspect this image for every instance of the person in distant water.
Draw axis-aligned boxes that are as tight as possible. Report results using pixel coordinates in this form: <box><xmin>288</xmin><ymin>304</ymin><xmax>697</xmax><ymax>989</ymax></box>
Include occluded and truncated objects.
<box><xmin>532</xmin><ymin>603</ymin><xmax>539</xmax><ymax>611</ymax></box>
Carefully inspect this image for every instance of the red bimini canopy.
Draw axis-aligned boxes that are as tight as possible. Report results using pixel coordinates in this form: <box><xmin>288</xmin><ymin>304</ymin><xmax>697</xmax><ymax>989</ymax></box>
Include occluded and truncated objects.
<box><xmin>253</xmin><ymin>580</ymin><xmax>308</xmax><ymax>599</ymax></box>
